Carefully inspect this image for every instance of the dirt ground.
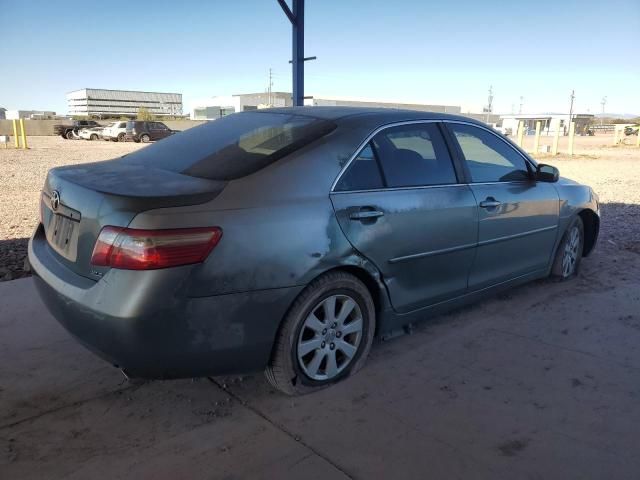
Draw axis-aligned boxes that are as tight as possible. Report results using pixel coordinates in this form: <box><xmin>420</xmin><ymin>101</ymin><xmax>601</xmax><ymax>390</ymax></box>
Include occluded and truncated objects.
<box><xmin>0</xmin><ymin>135</ymin><xmax>639</xmax><ymax>478</ymax></box>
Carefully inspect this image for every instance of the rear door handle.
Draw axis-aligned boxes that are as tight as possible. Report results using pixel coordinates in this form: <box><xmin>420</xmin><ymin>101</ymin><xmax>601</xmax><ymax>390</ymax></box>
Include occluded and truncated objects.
<box><xmin>350</xmin><ymin>210</ymin><xmax>385</xmax><ymax>220</ymax></box>
<box><xmin>479</xmin><ymin>198</ymin><xmax>501</xmax><ymax>209</ymax></box>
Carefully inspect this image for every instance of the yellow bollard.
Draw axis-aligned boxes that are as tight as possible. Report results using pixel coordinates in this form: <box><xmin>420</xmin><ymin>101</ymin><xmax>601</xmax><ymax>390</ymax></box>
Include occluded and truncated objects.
<box><xmin>533</xmin><ymin>121</ymin><xmax>541</xmax><ymax>154</ymax></box>
<box><xmin>552</xmin><ymin>124</ymin><xmax>561</xmax><ymax>155</ymax></box>
<box><xmin>568</xmin><ymin>121</ymin><xmax>576</xmax><ymax>156</ymax></box>
<box><xmin>517</xmin><ymin>120</ymin><xmax>525</xmax><ymax>147</ymax></box>
<box><xmin>12</xmin><ymin>119</ymin><xmax>20</xmax><ymax>148</ymax></box>
<box><xmin>636</xmin><ymin>132</ymin><xmax>640</xmax><ymax>147</ymax></box>
<box><xmin>613</xmin><ymin>127</ymin><xmax>618</xmax><ymax>145</ymax></box>
<box><xmin>19</xmin><ymin>119</ymin><xmax>28</xmax><ymax>149</ymax></box>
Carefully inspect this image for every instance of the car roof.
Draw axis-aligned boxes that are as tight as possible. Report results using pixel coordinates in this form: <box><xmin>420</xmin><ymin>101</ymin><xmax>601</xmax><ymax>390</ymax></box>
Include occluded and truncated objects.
<box><xmin>255</xmin><ymin>106</ymin><xmax>486</xmax><ymax>126</ymax></box>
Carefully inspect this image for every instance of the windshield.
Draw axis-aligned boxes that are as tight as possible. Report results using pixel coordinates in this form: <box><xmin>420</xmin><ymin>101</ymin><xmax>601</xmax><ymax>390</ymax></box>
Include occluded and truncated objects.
<box><xmin>121</xmin><ymin>112</ymin><xmax>335</xmax><ymax>180</ymax></box>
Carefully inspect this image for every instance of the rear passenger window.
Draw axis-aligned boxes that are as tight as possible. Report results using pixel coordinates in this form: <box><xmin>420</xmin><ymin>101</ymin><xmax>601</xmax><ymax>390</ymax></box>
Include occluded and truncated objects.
<box><xmin>448</xmin><ymin>123</ymin><xmax>530</xmax><ymax>182</ymax></box>
<box><xmin>335</xmin><ymin>144</ymin><xmax>384</xmax><ymax>191</ymax></box>
<box><xmin>372</xmin><ymin>123</ymin><xmax>457</xmax><ymax>187</ymax></box>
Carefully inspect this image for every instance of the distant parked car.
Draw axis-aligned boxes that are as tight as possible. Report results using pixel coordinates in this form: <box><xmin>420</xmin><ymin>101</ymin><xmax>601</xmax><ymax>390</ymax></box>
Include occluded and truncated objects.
<box><xmin>54</xmin><ymin>120</ymin><xmax>101</xmax><ymax>140</ymax></box>
<box><xmin>102</xmin><ymin>121</ymin><xmax>128</xmax><ymax>142</ymax></box>
<box><xmin>78</xmin><ymin>126</ymin><xmax>105</xmax><ymax>141</ymax></box>
<box><xmin>624</xmin><ymin>125</ymin><xmax>639</xmax><ymax>136</ymax></box>
<box><xmin>125</xmin><ymin>121</ymin><xmax>177</xmax><ymax>143</ymax></box>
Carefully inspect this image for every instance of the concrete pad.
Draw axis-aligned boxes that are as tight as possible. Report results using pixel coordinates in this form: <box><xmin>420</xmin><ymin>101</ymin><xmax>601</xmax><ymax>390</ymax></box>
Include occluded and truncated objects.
<box><xmin>0</xmin><ymin>278</ymin><xmax>125</xmax><ymax>426</ymax></box>
<box><xmin>1</xmin><ymin>249</ymin><xmax>640</xmax><ymax>478</ymax></box>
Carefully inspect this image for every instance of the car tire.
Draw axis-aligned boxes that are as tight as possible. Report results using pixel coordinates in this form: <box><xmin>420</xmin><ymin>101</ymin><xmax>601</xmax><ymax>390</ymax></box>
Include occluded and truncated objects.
<box><xmin>65</xmin><ymin>130</ymin><xmax>75</xmax><ymax>140</ymax></box>
<box><xmin>551</xmin><ymin>216</ymin><xmax>584</xmax><ymax>280</ymax></box>
<box><xmin>265</xmin><ymin>271</ymin><xmax>375</xmax><ymax>395</ymax></box>
<box><xmin>140</xmin><ymin>134</ymin><xmax>150</xmax><ymax>143</ymax></box>
<box><xmin>90</xmin><ymin>134</ymin><xmax>98</xmax><ymax>141</ymax></box>
<box><xmin>117</xmin><ymin>133</ymin><xmax>126</xmax><ymax>142</ymax></box>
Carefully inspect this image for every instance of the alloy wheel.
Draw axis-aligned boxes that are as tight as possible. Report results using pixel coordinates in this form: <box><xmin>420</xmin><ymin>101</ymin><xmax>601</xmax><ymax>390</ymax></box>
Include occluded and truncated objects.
<box><xmin>562</xmin><ymin>226</ymin><xmax>580</xmax><ymax>277</ymax></box>
<box><xmin>296</xmin><ymin>294</ymin><xmax>363</xmax><ymax>381</ymax></box>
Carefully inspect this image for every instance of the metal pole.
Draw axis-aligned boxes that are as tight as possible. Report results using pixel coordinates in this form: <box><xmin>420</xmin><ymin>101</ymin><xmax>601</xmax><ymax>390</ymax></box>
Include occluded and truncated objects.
<box><xmin>568</xmin><ymin>89</ymin><xmax>575</xmax><ymax>135</ymax></box>
<box><xmin>600</xmin><ymin>96</ymin><xmax>606</xmax><ymax>126</ymax></box>
<box><xmin>292</xmin><ymin>0</ymin><xmax>304</xmax><ymax>106</ymax></box>
<box><xmin>12</xmin><ymin>119</ymin><xmax>19</xmax><ymax>148</ymax></box>
<box><xmin>486</xmin><ymin>85</ymin><xmax>493</xmax><ymax>124</ymax></box>
<box><xmin>19</xmin><ymin>118</ymin><xmax>28</xmax><ymax>149</ymax></box>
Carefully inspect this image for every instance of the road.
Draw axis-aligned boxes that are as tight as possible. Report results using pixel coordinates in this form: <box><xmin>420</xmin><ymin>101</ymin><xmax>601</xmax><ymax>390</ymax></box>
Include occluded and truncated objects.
<box><xmin>1</xmin><ymin>241</ymin><xmax>639</xmax><ymax>479</ymax></box>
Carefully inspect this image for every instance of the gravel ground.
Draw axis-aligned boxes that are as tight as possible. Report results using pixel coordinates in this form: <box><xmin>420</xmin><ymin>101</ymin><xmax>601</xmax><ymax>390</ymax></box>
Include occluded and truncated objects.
<box><xmin>0</xmin><ymin>135</ymin><xmax>638</xmax><ymax>281</ymax></box>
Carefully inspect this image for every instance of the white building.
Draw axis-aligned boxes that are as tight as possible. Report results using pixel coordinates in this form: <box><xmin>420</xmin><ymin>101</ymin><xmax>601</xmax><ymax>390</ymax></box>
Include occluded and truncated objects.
<box><xmin>67</xmin><ymin>88</ymin><xmax>183</xmax><ymax>118</ymax></box>
<box><xmin>191</xmin><ymin>92</ymin><xmax>292</xmax><ymax>120</ymax></box>
<box><xmin>500</xmin><ymin>113</ymin><xmax>595</xmax><ymax>136</ymax></box>
<box><xmin>5</xmin><ymin>110</ymin><xmax>57</xmax><ymax>120</ymax></box>
<box><xmin>191</xmin><ymin>92</ymin><xmax>461</xmax><ymax>120</ymax></box>
<box><xmin>304</xmin><ymin>96</ymin><xmax>461</xmax><ymax>114</ymax></box>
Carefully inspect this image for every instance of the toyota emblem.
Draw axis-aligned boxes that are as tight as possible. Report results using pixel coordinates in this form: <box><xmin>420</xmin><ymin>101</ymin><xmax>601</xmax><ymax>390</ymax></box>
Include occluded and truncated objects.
<box><xmin>51</xmin><ymin>190</ymin><xmax>60</xmax><ymax>211</ymax></box>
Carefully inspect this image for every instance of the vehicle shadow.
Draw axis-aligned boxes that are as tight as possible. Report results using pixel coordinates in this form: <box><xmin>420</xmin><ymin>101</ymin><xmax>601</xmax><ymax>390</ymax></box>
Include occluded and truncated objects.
<box><xmin>0</xmin><ymin>237</ymin><xmax>30</xmax><ymax>281</ymax></box>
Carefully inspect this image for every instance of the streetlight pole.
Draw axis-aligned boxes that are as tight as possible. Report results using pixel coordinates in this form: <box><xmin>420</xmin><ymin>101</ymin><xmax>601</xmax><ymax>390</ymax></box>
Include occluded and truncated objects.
<box><xmin>600</xmin><ymin>96</ymin><xmax>607</xmax><ymax>126</ymax></box>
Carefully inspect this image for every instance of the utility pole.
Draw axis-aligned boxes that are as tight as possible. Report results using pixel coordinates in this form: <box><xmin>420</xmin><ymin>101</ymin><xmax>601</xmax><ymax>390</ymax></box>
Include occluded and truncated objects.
<box><xmin>600</xmin><ymin>96</ymin><xmax>607</xmax><ymax>126</ymax></box>
<box><xmin>568</xmin><ymin>89</ymin><xmax>575</xmax><ymax>132</ymax></box>
<box><xmin>519</xmin><ymin>96</ymin><xmax>524</xmax><ymax>114</ymax></box>
<box><xmin>267</xmin><ymin>68</ymin><xmax>273</xmax><ymax>106</ymax></box>
<box><xmin>485</xmin><ymin>85</ymin><xmax>494</xmax><ymax>124</ymax></box>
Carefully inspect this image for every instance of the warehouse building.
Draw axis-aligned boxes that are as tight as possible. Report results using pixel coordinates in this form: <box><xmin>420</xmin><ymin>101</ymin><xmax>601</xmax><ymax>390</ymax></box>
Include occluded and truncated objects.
<box><xmin>190</xmin><ymin>92</ymin><xmax>461</xmax><ymax>120</ymax></box>
<box><xmin>304</xmin><ymin>96</ymin><xmax>460</xmax><ymax>114</ymax></box>
<box><xmin>67</xmin><ymin>88</ymin><xmax>183</xmax><ymax>118</ymax></box>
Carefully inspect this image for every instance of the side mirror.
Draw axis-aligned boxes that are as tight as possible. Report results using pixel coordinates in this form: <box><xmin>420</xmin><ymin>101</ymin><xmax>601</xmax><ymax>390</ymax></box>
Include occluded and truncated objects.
<box><xmin>536</xmin><ymin>163</ymin><xmax>559</xmax><ymax>183</ymax></box>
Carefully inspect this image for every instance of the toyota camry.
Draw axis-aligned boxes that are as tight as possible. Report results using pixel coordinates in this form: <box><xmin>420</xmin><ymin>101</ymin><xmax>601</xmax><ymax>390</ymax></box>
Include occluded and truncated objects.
<box><xmin>29</xmin><ymin>107</ymin><xmax>599</xmax><ymax>395</ymax></box>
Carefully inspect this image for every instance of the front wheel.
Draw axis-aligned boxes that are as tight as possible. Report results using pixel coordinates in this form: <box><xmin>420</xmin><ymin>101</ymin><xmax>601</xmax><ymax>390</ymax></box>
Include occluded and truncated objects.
<box><xmin>117</xmin><ymin>133</ymin><xmax>126</xmax><ymax>142</ymax></box>
<box><xmin>265</xmin><ymin>271</ymin><xmax>375</xmax><ymax>395</ymax></box>
<box><xmin>551</xmin><ymin>216</ymin><xmax>584</xmax><ymax>279</ymax></box>
<box><xmin>65</xmin><ymin>130</ymin><xmax>75</xmax><ymax>140</ymax></box>
<box><xmin>90</xmin><ymin>134</ymin><xmax>98</xmax><ymax>141</ymax></box>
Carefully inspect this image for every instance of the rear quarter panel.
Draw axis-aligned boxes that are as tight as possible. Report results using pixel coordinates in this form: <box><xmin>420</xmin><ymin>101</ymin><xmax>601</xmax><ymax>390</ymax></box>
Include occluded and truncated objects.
<box><xmin>127</xmin><ymin>117</ymin><xmax>391</xmax><ymax>300</ymax></box>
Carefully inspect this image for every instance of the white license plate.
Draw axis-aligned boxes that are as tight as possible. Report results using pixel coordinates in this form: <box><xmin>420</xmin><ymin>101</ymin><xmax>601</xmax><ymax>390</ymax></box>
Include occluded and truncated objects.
<box><xmin>46</xmin><ymin>213</ymin><xmax>79</xmax><ymax>261</ymax></box>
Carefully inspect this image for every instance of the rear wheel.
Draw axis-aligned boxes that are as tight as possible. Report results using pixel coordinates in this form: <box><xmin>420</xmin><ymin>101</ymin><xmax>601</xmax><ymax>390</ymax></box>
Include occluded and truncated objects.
<box><xmin>90</xmin><ymin>134</ymin><xmax>98</xmax><ymax>141</ymax></box>
<box><xmin>140</xmin><ymin>134</ymin><xmax>150</xmax><ymax>143</ymax></box>
<box><xmin>117</xmin><ymin>132</ymin><xmax>126</xmax><ymax>142</ymax></box>
<box><xmin>65</xmin><ymin>130</ymin><xmax>74</xmax><ymax>140</ymax></box>
<box><xmin>265</xmin><ymin>271</ymin><xmax>375</xmax><ymax>395</ymax></box>
<box><xmin>551</xmin><ymin>216</ymin><xmax>584</xmax><ymax>279</ymax></box>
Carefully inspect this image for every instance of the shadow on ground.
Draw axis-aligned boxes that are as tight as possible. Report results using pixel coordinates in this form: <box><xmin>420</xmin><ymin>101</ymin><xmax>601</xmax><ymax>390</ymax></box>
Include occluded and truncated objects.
<box><xmin>0</xmin><ymin>237</ymin><xmax>30</xmax><ymax>281</ymax></box>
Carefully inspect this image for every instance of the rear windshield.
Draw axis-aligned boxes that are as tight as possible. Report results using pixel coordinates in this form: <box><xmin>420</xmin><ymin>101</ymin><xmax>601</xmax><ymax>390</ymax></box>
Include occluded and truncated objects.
<box><xmin>121</xmin><ymin>112</ymin><xmax>336</xmax><ymax>180</ymax></box>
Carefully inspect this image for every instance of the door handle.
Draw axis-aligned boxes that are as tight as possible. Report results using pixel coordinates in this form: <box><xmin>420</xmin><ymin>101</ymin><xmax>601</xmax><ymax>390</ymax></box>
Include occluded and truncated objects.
<box><xmin>479</xmin><ymin>198</ymin><xmax>501</xmax><ymax>208</ymax></box>
<box><xmin>350</xmin><ymin>209</ymin><xmax>385</xmax><ymax>221</ymax></box>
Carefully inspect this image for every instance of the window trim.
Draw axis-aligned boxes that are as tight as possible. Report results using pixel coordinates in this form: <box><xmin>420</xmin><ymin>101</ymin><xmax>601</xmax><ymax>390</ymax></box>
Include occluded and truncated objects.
<box><xmin>442</xmin><ymin>120</ymin><xmax>537</xmax><ymax>184</ymax></box>
<box><xmin>330</xmin><ymin>120</ymin><xmax>464</xmax><ymax>193</ymax></box>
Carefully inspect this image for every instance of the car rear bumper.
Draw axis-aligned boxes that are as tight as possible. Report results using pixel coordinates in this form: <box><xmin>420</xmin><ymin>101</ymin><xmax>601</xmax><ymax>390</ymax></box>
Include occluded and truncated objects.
<box><xmin>28</xmin><ymin>226</ymin><xmax>303</xmax><ymax>379</ymax></box>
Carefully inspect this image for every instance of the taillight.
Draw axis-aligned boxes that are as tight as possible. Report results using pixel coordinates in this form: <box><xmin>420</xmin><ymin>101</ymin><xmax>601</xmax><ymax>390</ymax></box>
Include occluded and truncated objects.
<box><xmin>91</xmin><ymin>226</ymin><xmax>222</xmax><ymax>270</ymax></box>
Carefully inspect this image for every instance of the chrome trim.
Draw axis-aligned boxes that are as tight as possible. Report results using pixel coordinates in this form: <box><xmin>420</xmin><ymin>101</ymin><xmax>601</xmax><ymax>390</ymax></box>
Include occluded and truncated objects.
<box><xmin>477</xmin><ymin>225</ymin><xmax>557</xmax><ymax>247</ymax></box>
<box><xmin>388</xmin><ymin>225</ymin><xmax>557</xmax><ymax>264</ymax></box>
<box><xmin>331</xmin><ymin>183</ymin><xmax>468</xmax><ymax>195</ymax></box>
<box><xmin>330</xmin><ymin>118</ymin><xmax>536</xmax><ymax>193</ymax></box>
<box><xmin>389</xmin><ymin>242</ymin><xmax>476</xmax><ymax>264</ymax></box>
<box><xmin>330</xmin><ymin>119</ymin><xmax>441</xmax><ymax>192</ymax></box>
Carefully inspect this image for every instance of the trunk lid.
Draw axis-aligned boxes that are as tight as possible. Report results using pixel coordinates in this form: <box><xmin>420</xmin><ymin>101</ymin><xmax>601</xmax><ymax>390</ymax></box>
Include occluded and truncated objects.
<box><xmin>42</xmin><ymin>160</ymin><xmax>226</xmax><ymax>280</ymax></box>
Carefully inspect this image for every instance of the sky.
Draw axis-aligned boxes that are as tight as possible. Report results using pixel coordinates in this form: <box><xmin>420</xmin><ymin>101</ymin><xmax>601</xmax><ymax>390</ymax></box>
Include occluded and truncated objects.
<box><xmin>1</xmin><ymin>0</ymin><xmax>638</xmax><ymax>116</ymax></box>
